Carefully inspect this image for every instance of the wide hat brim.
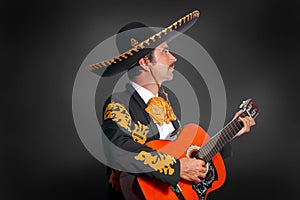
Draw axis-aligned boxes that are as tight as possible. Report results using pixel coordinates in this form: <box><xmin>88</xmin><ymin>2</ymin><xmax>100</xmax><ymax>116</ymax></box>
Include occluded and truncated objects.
<box><xmin>85</xmin><ymin>10</ymin><xmax>200</xmax><ymax>77</ymax></box>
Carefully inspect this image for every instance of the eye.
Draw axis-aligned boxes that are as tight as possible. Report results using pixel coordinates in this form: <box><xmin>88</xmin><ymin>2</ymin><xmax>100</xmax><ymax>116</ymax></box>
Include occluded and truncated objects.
<box><xmin>163</xmin><ymin>49</ymin><xmax>169</xmax><ymax>54</ymax></box>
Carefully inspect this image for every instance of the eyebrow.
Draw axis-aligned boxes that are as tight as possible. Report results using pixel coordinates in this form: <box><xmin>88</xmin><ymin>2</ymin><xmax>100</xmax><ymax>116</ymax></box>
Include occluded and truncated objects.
<box><xmin>156</xmin><ymin>46</ymin><xmax>169</xmax><ymax>51</ymax></box>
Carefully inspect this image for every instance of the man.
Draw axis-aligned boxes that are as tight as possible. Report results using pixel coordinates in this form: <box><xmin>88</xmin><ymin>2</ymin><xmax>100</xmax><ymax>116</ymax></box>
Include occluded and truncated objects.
<box><xmin>85</xmin><ymin>10</ymin><xmax>255</xmax><ymax>200</ymax></box>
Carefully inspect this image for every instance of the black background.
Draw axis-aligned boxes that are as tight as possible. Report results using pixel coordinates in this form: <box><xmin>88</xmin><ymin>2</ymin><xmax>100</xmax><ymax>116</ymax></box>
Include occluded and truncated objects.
<box><xmin>2</xmin><ymin>0</ymin><xmax>299</xmax><ymax>199</ymax></box>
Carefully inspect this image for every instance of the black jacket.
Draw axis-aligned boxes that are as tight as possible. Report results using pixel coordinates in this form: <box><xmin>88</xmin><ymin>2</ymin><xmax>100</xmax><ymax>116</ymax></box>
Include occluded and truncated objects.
<box><xmin>101</xmin><ymin>83</ymin><xmax>231</xmax><ymax>199</ymax></box>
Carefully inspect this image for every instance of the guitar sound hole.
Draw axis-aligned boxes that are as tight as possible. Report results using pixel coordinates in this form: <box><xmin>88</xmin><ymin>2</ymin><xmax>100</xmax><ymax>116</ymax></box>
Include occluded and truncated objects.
<box><xmin>190</xmin><ymin>150</ymin><xmax>205</xmax><ymax>161</ymax></box>
<box><xmin>190</xmin><ymin>151</ymin><xmax>199</xmax><ymax>158</ymax></box>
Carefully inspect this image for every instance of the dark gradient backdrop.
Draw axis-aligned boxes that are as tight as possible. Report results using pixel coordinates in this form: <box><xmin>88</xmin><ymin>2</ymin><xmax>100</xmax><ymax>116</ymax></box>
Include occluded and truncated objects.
<box><xmin>2</xmin><ymin>0</ymin><xmax>299</xmax><ymax>200</ymax></box>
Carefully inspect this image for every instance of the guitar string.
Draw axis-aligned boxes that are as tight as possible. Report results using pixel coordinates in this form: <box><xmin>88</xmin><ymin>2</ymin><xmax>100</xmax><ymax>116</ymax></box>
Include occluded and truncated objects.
<box><xmin>199</xmin><ymin>104</ymin><xmax>257</xmax><ymax>161</ymax></box>
<box><xmin>201</xmin><ymin>112</ymin><xmax>245</xmax><ymax>161</ymax></box>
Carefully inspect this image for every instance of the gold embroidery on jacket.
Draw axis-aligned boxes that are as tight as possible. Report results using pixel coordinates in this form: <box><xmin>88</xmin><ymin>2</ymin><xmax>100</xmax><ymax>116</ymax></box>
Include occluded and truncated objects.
<box><xmin>132</xmin><ymin>121</ymin><xmax>149</xmax><ymax>144</ymax></box>
<box><xmin>104</xmin><ymin>101</ymin><xmax>149</xmax><ymax>144</ymax></box>
<box><xmin>134</xmin><ymin>151</ymin><xmax>176</xmax><ymax>175</ymax></box>
<box><xmin>104</xmin><ymin>102</ymin><xmax>132</xmax><ymax>132</ymax></box>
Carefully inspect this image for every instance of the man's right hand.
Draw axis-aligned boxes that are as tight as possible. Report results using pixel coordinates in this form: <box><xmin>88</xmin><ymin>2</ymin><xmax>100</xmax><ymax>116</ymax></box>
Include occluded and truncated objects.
<box><xmin>179</xmin><ymin>157</ymin><xmax>207</xmax><ymax>183</ymax></box>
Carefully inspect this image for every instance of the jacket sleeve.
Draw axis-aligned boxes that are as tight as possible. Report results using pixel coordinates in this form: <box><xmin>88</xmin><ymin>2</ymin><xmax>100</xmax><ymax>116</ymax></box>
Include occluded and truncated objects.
<box><xmin>101</xmin><ymin>100</ymin><xmax>180</xmax><ymax>187</ymax></box>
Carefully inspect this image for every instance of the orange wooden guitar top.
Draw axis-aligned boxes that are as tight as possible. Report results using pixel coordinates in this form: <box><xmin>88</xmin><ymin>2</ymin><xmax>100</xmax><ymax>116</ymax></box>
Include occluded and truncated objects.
<box><xmin>138</xmin><ymin>123</ymin><xmax>226</xmax><ymax>200</ymax></box>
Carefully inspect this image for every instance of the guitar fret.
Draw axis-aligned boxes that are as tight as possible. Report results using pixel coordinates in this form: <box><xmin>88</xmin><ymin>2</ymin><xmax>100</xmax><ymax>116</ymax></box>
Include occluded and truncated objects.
<box><xmin>224</xmin><ymin>129</ymin><xmax>230</xmax><ymax>140</ymax></box>
<box><xmin>230</xmin><ymin>121</ymin><xmax>238</xmax><ymax>134</ymax></box>
<box><xmin>201</xmin><ymin>104</ymin><xmax>258</xmax><ymax>162</ymax></box>
<box><xmin>204</xmin><ymin>152</ymin><xmax>210</xmax><ymax>161</ymax></box>
<box><xmin>232</xmin><ymin>119</ymin><xmax>240</xmax><ymax>130</ymax></box>
<box><xmin>216</xmin><ymin>135</ymin><xmax>224</xmax><ymax>153</ymax></box>
<box><xmin>198</xmin><ymin>148</ymin><xmax>205</xmax><ymax>160</ymax></box>
<box><xmin>219</xmin><ymin>132</ymin><xmax>227</xmax><ymax>145</ymax></box>
<box><xmin>227</xmin><ymin>123</ymin><xmax>237</xmax><ymax>138</ymax></box>
<box><xmin>201</xmin><ymin>117</ymin><xmax>244</xmax><ymax>161</ymax></box>
<box><xmin>201</xmin><ymin>143</ymin><xmax>209</xmax><ymax>159</ymax></box>
<box><xmin>205</xmin><ymin>139</ymin><xmax>214</xmax><ymax>159</ymax></box>
<box><xmin>234</xmin><ymin>119</ymin><xmax>243</xmax><ymax>132</ymax></box>
<box><xmin>222</xmin><ymin>127</ymin><xmax>231</xmax><ymax>141</ymax></box>
<box><xmin>219</xmin><ymin>134</ymin><xmax>226</xmax><ymax>147</ymax></box>
<box><xmin>203</xmin><ymin>138</ymin><xmax>216</xmax><ymax>161</ymax></box>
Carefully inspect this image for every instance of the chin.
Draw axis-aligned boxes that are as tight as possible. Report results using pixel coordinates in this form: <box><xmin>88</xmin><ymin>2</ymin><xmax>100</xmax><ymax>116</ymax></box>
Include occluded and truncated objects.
<box><xmin>166</xmin><ymin>75</ymin><xmax>174</xmax><ymax>81</ymax></box>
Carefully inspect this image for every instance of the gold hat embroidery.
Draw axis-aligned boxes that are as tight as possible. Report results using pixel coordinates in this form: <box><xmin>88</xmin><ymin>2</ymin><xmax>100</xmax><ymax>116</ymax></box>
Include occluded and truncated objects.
<box><xmin>130</xmin><ymin>38</ymin><xmax>139</xmax><ymax>47</ymax></box>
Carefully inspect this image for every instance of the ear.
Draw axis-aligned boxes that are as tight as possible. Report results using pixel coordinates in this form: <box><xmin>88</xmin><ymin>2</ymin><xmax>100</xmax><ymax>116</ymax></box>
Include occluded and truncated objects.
<box><xmin>138</xmin><ymin>57</ymin><xmax>150</xmax><ymax>71</ymax></box>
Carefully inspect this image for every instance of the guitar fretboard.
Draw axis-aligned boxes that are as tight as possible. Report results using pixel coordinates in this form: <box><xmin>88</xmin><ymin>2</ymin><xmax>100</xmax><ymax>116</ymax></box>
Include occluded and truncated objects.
<box><xmin>198</xmin><ymin>112</ymin><xmax>247</xmax><ymax>162</ymax></box>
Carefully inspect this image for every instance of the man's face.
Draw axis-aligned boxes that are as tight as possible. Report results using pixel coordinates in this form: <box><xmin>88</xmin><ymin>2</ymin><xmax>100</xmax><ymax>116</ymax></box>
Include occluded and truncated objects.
<box><xmin>150</xmin><ymin>42</ymin><xmax>177</xmax><ymax>83</ymax></box>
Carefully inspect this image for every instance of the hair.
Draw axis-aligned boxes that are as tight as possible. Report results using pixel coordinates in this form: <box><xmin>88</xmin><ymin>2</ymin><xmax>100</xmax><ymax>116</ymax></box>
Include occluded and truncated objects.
<box><xmin>127</xmin><ymin>50</ymin><xmax>154</xmax><ymax>81</ymax></box>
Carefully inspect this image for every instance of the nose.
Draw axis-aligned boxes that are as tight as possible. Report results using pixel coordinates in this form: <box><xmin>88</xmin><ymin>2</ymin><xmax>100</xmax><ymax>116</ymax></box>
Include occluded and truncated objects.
<box><xmin>170</xmin><ymin>52</ymin><xmax>177</xmax><ymax>63</ymax></box>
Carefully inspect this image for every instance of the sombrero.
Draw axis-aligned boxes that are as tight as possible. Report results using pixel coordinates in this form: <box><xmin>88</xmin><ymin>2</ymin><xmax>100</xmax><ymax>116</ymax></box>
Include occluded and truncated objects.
<box><xmin>85</xmin><ymin>10</ymin><xmax>200</xmax><ymax>76</ymax></box>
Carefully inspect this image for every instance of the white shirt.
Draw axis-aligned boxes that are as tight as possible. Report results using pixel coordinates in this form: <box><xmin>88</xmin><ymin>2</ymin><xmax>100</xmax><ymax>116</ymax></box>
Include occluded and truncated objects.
<box><xmin>130</xmin><ymin>81</ymin><xmax>175</xmax><ymax>140</ymax></box>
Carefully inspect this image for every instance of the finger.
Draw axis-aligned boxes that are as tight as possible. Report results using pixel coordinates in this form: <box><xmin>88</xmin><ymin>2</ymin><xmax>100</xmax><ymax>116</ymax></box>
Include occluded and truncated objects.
<box><xmin>198</xmin><ymin>171</ymin><xmax>206</xmax><ymax>179</ymax></box>
<box><xmin>239</xmin><ymin>117</ymin><xmax>250</xmax><ymax>131</ymax></box>
<box><xmin>249</xmin><ymin>117</ymin><xmax>256</xmax><ymax>126</ymax></box>
<box><xmin>190</xmin><ymin>172</ymin><xmax>201</xmax><ymax>182</ymax></box>
<box><xmin>243</xmin><ymin>116</ymin><xmax>255</xmax><ymax>126</ymax></box>
<box><xmin>245</xmin><ymin>116</ymin><xmax>256</xmax><ymax>127</ymax></box>
<box><xmin>194</xmin><ymin>176</ymin><xmax>201</xmax><ymax>183</ymax></box>
<box><xmin>234</xmin><ymin>110</ymin><xmax>244</xmax><ymax>119</ymax></box>
<box><xmin>200</xmin><ymin>166</ymin><xmax>207</xmax><ymax>173</ymax></box>
<box><xmin>194</xmin><ymin>159</ymin><xmax>206</xmax><ymax>167</ymax></box>
<box><xmin>239</xmin><ymin>116</ymin><xmax>248</xmax><ymax>126</ymax></box>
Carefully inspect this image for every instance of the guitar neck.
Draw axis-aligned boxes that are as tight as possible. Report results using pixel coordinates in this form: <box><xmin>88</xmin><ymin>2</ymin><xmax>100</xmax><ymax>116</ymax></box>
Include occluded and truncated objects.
<box><xmin>199</xmin><ymin>111</ymin><xmax>247</xmax><ymax>162</ymax></box>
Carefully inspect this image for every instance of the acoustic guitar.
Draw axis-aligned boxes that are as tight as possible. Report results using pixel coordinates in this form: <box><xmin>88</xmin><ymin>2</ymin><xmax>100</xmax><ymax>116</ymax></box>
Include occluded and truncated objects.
<box><xmin>138</xmin><ymin>98</ymin><xmax>259</xmax><ymax>200</ymax></box>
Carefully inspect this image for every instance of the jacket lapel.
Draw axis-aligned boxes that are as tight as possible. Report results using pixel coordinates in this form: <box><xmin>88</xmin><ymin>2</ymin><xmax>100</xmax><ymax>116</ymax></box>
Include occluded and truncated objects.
<box><xmin>126</xmin><ymin>84</ymin><xmax>159</xmax><ymax>139</ymax></box>
<box><xmin>126</xmin><ymin>83</ymin><xmax>182</xmax><ymax>140</ymax></box>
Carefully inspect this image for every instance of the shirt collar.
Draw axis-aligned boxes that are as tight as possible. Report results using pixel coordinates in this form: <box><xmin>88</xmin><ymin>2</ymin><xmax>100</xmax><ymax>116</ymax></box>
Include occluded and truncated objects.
<box><xmin>130</xmin><ymin>81</ymin><xmax>158</xmax><ymax>104</ymax></box>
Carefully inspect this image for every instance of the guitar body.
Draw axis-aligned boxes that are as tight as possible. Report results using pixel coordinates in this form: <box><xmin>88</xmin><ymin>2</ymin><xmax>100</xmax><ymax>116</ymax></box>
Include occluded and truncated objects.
<box><xmin>137</xmin><ymin>123</ymin><xmax>226</xmax><ymax>200</ymax></box>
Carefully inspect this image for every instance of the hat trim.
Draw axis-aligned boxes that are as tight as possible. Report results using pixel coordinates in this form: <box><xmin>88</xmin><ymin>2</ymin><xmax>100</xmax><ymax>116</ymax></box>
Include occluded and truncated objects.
<box><xmin>85</xmin><ymin>10</ymin><xmax>200</xmax><ymax>72</ymax></box>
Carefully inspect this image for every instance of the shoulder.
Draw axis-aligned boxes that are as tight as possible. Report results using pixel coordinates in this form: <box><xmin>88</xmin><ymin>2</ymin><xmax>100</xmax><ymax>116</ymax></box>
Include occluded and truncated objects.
<box><xmin>103</xmin><ymin>84</ymin><xmax>134</xmax><ymax>111</ymax></box>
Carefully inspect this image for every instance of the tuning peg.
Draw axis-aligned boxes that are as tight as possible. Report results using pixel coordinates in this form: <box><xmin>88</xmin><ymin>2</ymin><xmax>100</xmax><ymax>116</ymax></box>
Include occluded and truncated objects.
<box><xmin>239</xmin><ymin>98</ymin><xmax>252</xmax><ymax>109</ymax></box>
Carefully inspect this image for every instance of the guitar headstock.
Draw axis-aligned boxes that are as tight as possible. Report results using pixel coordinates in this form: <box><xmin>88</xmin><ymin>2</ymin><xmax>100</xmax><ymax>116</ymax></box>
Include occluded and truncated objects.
<box><xmin>239</xmin><ymin>98</ymin><xmax>259</xmax><ymax>119</ymax></box>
